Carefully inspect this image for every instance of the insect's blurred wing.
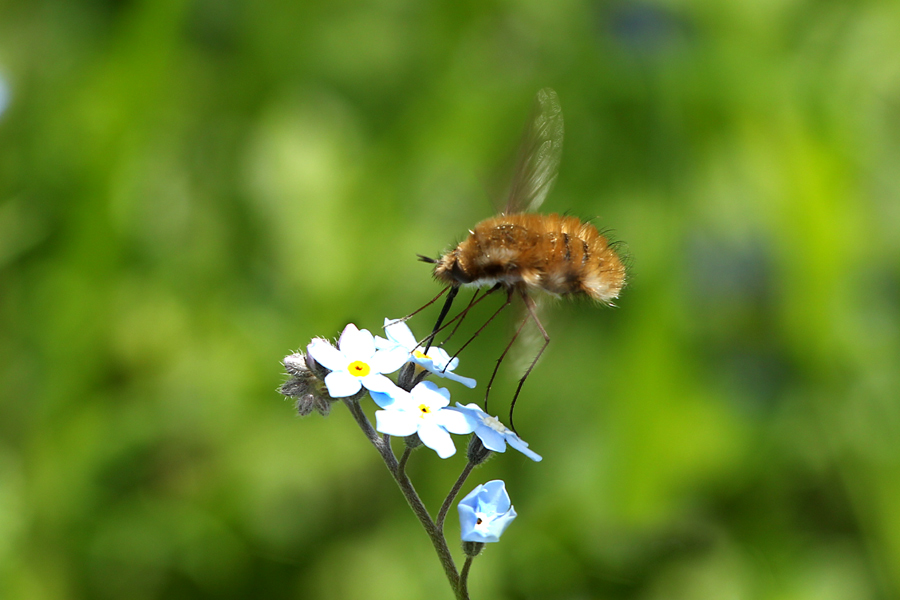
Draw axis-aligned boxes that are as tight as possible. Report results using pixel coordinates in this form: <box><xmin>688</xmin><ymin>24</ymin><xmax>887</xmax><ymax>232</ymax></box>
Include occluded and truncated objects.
<box><xmin>510</xmin><ymin>295</ymin><xmax>549</xmax><ymax>380</ymax></box>
<box><xmin>504</xmin><ymin>88</ymin><xmax>564</xmax><ymax>214</ymax></box>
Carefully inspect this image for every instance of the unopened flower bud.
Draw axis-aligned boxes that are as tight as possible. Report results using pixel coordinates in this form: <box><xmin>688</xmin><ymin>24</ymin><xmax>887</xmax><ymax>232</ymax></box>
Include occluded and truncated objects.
<box><xmin>283</xmin><ymin>352</ymin><xmax>309</xmax><ymax>377</ymax></box>
<box><xmin>279</xmin><ymin>350</ymin><xmax>335</xmax><ymax>417</ymax></box>
<box><xmin>397</xmin><ymin>362</ymin><xmax>417</xmax><ymax>391</ymax></box>
<box><xmin>279</xmin><ymin>377</ymin><xmax>309</xmax><ymax>397</ymax></box>
<box><xmin>294</xmin><ymin>393</ymin><xmax>317</xmax><ymax>417</ymax></box>
<box><xmin>466</xmin><ymin>436</ymin><xmax>493</xmax><ymax>465</ymax></box>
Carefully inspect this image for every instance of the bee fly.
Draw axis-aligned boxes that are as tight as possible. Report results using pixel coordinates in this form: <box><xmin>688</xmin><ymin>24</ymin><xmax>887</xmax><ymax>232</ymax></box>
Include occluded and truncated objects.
<box><xmin>417</xmin><ymin>88</ymin><xmax>626</xmax><ymax>429</ymax></box>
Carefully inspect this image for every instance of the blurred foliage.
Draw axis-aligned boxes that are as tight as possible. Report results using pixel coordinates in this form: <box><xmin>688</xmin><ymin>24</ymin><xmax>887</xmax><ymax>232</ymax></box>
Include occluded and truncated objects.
<box><xmin>2</xmin><ymin>0</ymin><xmax>900</xmax><ymax>598</ymax></box>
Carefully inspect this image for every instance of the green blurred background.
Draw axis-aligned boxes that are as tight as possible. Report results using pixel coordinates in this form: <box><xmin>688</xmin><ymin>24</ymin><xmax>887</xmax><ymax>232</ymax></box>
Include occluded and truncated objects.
<box><xmin>3</xmin><ymin>0</ymin><xmax>900</xmax><ymax>598</ymax></box>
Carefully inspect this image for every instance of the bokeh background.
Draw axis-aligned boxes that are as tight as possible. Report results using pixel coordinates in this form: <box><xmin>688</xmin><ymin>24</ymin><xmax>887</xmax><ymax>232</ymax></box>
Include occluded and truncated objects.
<box><xmin>3</xmin><ymin>0</ymin><xmax>900</xmax><ymax>598</ymax></box>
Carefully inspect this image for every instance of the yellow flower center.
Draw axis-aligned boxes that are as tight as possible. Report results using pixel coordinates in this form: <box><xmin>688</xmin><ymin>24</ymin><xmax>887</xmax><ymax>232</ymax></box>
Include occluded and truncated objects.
<box><xmin>413</xmin><ymin>349</ymin><xmax>431</xmax><ymax>361</ymax></box>
<box><xmin>418</xmin><ymin>404</ymin><xmax>432</xmax><ymax>416</ymax></box>
<box><xmin>348</xmin><ymin>360</ymin><xmax>371</xmax><ymax>378</ymax></box>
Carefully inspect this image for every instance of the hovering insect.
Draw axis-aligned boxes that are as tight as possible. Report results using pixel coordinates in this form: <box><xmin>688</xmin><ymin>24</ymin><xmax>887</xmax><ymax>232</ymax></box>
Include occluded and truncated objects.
<box><xmin>419</xmin><ymin>88</ymin><xmax>627</xmax><ymax>427</ymax></box>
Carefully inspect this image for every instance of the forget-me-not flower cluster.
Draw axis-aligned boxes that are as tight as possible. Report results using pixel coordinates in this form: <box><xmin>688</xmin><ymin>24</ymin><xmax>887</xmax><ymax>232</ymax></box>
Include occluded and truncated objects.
<box><xmin>280</xmin><ymin>316</ymin><xmax>537</xmax><ymax>571</ymax></box>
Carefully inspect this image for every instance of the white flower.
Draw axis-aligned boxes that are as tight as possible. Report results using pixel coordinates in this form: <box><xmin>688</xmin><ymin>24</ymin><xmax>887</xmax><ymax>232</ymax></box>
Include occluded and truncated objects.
<box><xmin>374</xmin><ymin>381</ymin><xmax>474</xmax><ymax>458</ymax></box>
<box><xmin>306</xmin><ymin>324</ymin><xmax>408</xmax><ymax>398</ymax></box>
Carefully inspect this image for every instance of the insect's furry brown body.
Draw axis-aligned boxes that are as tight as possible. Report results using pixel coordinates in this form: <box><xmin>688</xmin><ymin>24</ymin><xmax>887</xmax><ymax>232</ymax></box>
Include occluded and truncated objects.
<box><xmin>433</xmin><ymin>213</ymin><xmax>626</xmax><ymax>304</ymax></box>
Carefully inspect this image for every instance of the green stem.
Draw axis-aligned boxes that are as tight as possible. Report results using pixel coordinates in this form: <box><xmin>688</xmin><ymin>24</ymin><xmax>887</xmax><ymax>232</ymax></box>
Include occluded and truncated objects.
<box><xmin>459</xmin><ymin>556</ymin><xmax>474</xmax><ymax>599</ymax></box>
<box><xmin>398</xmin><ymin>447</ymin><xmax>413</xmax><ymax>477</ymax></box>
<box><xmin>343</xmin><ymin>399</ymin><xmax>466</xmax><ymax>598</ymax></box>
<box><xmin>437</xmin><ymin>461</ymin><xmax>475</xmax><ymax>532</ymax></box>
<box><xmin>344</xmin><ymin>398</ymin><xmax>397</xmax><ymax>470</ymax></box>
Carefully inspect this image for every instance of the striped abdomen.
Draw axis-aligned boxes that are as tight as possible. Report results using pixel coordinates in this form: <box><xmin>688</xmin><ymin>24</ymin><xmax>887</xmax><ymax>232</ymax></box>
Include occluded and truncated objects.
<box><xmin>433</xmin><ymin>213</ymin><xmax>625</xmax><ymax>304</ymax></box>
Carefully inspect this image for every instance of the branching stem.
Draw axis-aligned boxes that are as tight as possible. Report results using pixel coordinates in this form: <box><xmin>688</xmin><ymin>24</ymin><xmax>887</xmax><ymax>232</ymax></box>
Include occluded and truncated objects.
<box><xmin>343</xmin><ymin>398</ymin><xmax>469</xmax><ymax>600</ymax></box>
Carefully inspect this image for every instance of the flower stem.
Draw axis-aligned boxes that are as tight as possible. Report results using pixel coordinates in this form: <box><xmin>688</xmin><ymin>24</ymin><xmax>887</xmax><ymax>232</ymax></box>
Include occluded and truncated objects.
<box><xmin>343</xmin><ymin>398</ymin><xmax>466</xmax><ymax>599</ymax></box>
<box><xmin>437</xmin><ymin>461</ymin><xmax>475</xmax><ymax>532</ymax></box>
<box><xmin>392</xmin><ymin>467</ymin><xmax>463</xmax><ymax>597</ymax></box>
<box><xmin>459</xmin><ymin>556</ymin><xmax>474</xmax><ymax>598</ymax></box>
<box><xmin>343</xmin><ymin>398</ymin><xmax>397</xmax><ymax>469</ymax></box>
<box><xmin>398</xmin><ymin>447</ymin><xmax>413</xmax><ymax>477</ymax></box>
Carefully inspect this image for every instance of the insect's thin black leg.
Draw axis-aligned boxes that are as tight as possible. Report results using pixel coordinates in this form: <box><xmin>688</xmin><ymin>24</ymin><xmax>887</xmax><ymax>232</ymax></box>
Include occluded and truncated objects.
<box><xmin>440</xmin><ymin>289</ymin><xmax>481</xmax><ymax>347</ymax></box>
<box><xmin>423</xmin><ymin>286</ymin><xmax>459</xmax><ymax>354</ymax></box>
<box><xmin>508</xmin><ymin>289</ymin><xmax>550</xmax><ymax>433</ymax></box>
<box><xmin>414</xmin><ymin>284</ymin><xmax>501</xmax><ymax>350</ymax></box>
<box><xmin>482</xmin><ymin>298</ymin><xmax>528</xmax><ymax>415</ymax></box>
<box><xmin>386</xmin><ymin>286</ymin><xmax>449</xmax><ymax>329</ymax></box>
<box><xmin>444</xmin><ymin>287</ymin><xmax>512</xmax><ymax>373</ymax></box>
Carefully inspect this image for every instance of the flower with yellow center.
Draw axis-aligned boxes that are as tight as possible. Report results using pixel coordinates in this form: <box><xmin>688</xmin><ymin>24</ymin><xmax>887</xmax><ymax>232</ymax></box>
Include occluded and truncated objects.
<box><xmin>307</xmin><ymin>324</ymin><xmax>408</xmax><ymax>398</ymax></box>
<box><xmin>373</xmin><ymin>381</ymin><xmax>474</xmax><ymax>459</ymax></box>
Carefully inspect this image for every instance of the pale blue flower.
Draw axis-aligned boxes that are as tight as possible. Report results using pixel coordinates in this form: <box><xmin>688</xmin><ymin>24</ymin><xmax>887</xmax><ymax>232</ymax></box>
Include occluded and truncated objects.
<box><xmin>458</xmin><ymin>480</ymin><xmax>517</xmax><ymax>543</ymax></box>
<box><xmin>307</xmin><ymin>324</ymin><xmax>408</xmax><ymax>398</ymax></box>
<box><xmin>450</xmin><ymin>403</ymin><xmax>542</xmax><ymax>462</ymax></box>
<box><xmin>375</xmin><ymin>318</ymin><xmax>477</xmax><ymax>388</ymax></box>
<box><xmin>373</xmin><ymin>381</ymin><xmax>474</xmax><ymax>458</ymax></box>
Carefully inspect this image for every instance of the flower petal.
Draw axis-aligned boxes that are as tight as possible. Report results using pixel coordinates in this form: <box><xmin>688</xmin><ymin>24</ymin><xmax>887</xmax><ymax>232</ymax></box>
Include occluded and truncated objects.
<box><xmin>307</xmin><ymin>338</ymin><xmax>347</xmax><ymax>371</ymax></box>
<box><xmin>417</xmin><ymin>422</ymin><xmax>457</xmax><ymax>458</ymax></box>
<box><xmin>410</xmin><ymin>381</ymin><xmax>450</xmax><ymax>409</ymax></box>
<box><xmin>427</xmin><ymin>348</ymin><xmax>460</xmax><ymax>373</ymax></box>
<box><xmin>475</xmin><ymin>426</ymin><xmax>507</xmax><ymax>452</ymax></box>
<box><xmin>505</xmin><ymin>435</ymin><xmax>542</xmax><ymax>462</ymax></box>
<box><xmin>433</xmin><ymin>384</ymin><xmax>451</xmax><ymax>402</ymax></box>
<box><xmin>472</xmin><ymin>507</ymin><xmax>517</xmax><ymax>543</ymax></box>
<box><xmin>323</xmin><ymin>371</ymin><xmax>362</xmax><ymax>397</ymax></box>
<box><xmin>384</xmin><ymin>318</ymin><xmax>418</xmax><ymax>350</ymax></box>
<box><xmin>458</xmin><ymin>501</ymin><xmax>480</xmax><ymax>539</ymax></box>
<box><xmin>436</xmin><ymin>409</ymin><xmax>476</xmax><ymax>435</ymax></box>
<box><xmin>461</xmin><ymin>518</ymin><xmax>495</xmax><ymax>543</ymax></box>
<box><xmin>370</xmin><ymin>389</ymin><xmax>401</xmax><ymax>409</ymax></box>
<box><xmin>458</xmin><ymin>483</ymin><xmax>484</xmax><ymax>511</ymax></box>
<box><xmin>340</xmin><ymin>324</ymin><xmax>376</xmax><ymax>361</ymax></box>
<box><xmin>360</xmin><ymin>373</ymin><xmax>400</xmax><ymax>394</ymax></box>
<box><xmin>337</xmin><ymin>323</ymin><xmax>359</xmax><ymax>350</ymax></box>
<box><xmin>423</xmin><ymin>347</ymin><xmax>452</xmax><ymax>369</ymax></box>
<box><xmin>481</xmin><ymin>480</ymin><xmax>512</xmax><ymax>512</ymax></box>
<box><xmin>373</xmin><ymin>335</ymin><xmax>398</xmax><ymax>352</ymax></box>
<box><xmin>370</xmin><ymin>346</ymin><xmax>409</xmax><ymax>375</ymax></box>
<box><xmin>439</xmin><ymin>371</ymin><xmax>477</xmax><ymax>388</ymax></box>
<box><xmin>452</xmin><ymin>403</ymin><xmax>485</xmax><ymax>424</ymax></box>
<box><xmin>375</xmin><ymin>409</ymin><xmax>419</xmax><ymax>437</ymax></box>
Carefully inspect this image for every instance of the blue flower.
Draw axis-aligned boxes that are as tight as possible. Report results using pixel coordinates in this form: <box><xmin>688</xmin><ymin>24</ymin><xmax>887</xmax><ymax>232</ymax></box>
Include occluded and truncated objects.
<box><xmin>375</xmin><ymin>318</ymin><xmax>477</xmax><ymax>388</ymax></box>
<box><xmin>306</xmin><ymin>324</ymin><xmax>408</xmax><ymax>398</ymax></box>
<box><xmin>450</xmin><ymin>403</ymin><xmax>542</xmax><ymax>462</ymax></box>
<box><xmin>373</xmin><ymin>381</ymin><xmax>474</xmax><ymax>458</ymax></box>
<box><xmin>458</xmin><ymin>480</ymin><xmax>517</xmax><ymax>543</ymax></box>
